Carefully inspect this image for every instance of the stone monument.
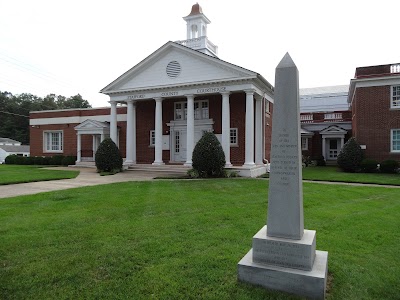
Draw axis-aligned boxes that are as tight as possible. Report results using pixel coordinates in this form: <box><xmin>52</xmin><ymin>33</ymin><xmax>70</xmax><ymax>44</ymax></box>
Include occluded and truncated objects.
<box><xmin>237</xmin><ymin>53</ymin><xmax>328</xmax><ymax>299</ymax></box>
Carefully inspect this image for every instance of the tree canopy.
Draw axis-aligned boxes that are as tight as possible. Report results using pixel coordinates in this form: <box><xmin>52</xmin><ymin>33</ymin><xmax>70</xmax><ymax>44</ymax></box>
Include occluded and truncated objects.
<box><xmin>0</xmin><ymin>91</ymin><xmax>91</xmax><ymax>145</ymax></box>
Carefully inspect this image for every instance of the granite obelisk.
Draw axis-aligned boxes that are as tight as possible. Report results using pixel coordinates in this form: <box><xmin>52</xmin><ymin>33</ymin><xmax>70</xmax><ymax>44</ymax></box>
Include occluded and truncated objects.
<box><xmin>238</xmin><ymin>53</ymin><xmax>328</xmax><ymax>299</ymax></box>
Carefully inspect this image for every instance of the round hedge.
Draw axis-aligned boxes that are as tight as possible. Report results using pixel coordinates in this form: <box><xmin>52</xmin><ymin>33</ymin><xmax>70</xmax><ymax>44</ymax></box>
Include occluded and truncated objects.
<box><xmin>95</xmin><ymin>138</ymin><xmax>123</xmax><ymax>173</ymax></box>
<box><xmin>192</xmin><ymin>132</ymin><xmax>225</xmax><ymax>178</ymax></box>
<box><xmin>337</xmin><ymin>137</ymin><xmax>363</xmax><ymax>172</ymax></box>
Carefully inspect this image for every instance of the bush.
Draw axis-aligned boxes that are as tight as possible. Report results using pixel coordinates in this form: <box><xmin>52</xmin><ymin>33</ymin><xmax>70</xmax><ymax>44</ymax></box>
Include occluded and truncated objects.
<box><xmin>337</xmin><ymin>137</ymin><xmax>363</xmax><ymax>172</ymax></box>
<box><xmin>50</xmin><ymin>155</ymin><xmax>64</xmax><ymax>165</ymax></box>
<box><xmin>24</xmin><ymin>156</ymin><xmax>34</xmax><ymax>165</ymax></box>
<box><xmin>311</xmin><ymin>155</ymin><xmax>326</xmax><ymax>166</ymax></box>
<box><xmin>62</xmin><ymin>156</ymin><xmax>77</xmax><ymax>166</ymax></box>
<box><xmin>192</xmin><ymin>132</ymin><xmax>226</xmax><ymax>178</ymax></box>
<box><xmin>5</xmin><ymin>155</ymin><xmax>18</xmax><ymax>164</ymax></box>
<box><xmin>95</xmin><ymin>138</ymin><xmax>123</xmax><ymax>173</ymax></box>
<box><xmin>360</xmin><ymin>159</ymin><xmax>378</xmax><ymax>173</ymax></box>
<box><xmin>43</xmin><ymin>156</ymin><xmax>51</xmax><ymax>165</ymax></box>
<box><xmin>380</xmin><ymin>160</ymin><xmax>399</xmax><ymax>173</ymax></box>
<box><xmin>33</xmin><ymin>156</ymin><xmax>45</xmax><ymax>165</ymax></box>
<box><xmin>187</xmin><ymin>168</ymin><xmax>199</xmax><ymax>178</ymax></box>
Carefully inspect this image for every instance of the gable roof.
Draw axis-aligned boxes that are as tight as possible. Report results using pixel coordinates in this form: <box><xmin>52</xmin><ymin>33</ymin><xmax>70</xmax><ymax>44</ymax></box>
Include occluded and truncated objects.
<box><xmin>74</xmin><ymin>119</ymin><xmax>110</xmax><ymax>130</ymax></box>
<box><xmin>100</xmin><ymin>41</ymin><xmax>273</xmax><ymax>94</ymax></box>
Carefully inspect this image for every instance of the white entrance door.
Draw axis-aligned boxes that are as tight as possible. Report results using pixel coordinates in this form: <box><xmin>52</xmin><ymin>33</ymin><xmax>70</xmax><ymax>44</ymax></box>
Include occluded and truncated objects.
<box><xmin>173</xmin><ymin>130</ymin><xmax>187</xmax><ymax>162</ymax></box>
<box><xmin>328</xmin><ymin>139</ymin><xmax>339</xmax><ymax>160</ymax></box>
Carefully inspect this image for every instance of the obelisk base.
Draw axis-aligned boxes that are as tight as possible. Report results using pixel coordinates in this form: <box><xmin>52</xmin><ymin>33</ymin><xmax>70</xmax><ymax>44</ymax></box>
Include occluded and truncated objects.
<box><xmin>238</xmin><ymin>226</ymin><xmax>328</xmax><ymax>299</ymax></box>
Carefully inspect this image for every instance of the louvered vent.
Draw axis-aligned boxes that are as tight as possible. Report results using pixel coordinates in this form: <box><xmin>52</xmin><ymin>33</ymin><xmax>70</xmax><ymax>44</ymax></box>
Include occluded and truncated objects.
<box><xmin>166</xmin><ymin>61</ymin><xmax>181</xmax><ymax>78</ymax></box>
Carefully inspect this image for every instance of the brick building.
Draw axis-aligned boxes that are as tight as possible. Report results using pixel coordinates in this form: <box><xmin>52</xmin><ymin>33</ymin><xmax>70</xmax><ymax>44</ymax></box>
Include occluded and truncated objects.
<box><xmin>348</xmin><ymin>63</ymin><xmax>400</xmax><ymax>162</ymax></box>
<box><xmin>29</xmin><ymin>3</ymin><xmax>274</xmax><ymax>177</ymax></box>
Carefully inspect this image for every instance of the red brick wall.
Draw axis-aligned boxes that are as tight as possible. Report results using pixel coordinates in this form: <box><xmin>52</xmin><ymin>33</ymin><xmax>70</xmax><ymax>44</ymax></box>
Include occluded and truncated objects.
<box><xmin>353</xmin><ymin>85</ymin><xmax>400</xmax><ymax>162</ymax></box>
<box><xmin>264</xmin><ymin>101</ymin><xmax>273</xmax><ymax>161</ymax></box>
<box><xmin>229</xmin><ymin>93</ymin><xmax>246</xmax><ymax>165</ymax></box>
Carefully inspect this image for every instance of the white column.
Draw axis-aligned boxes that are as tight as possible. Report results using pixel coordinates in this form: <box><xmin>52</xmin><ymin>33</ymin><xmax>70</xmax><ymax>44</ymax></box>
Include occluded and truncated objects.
<box><xmin>110</xmin><ymin>101</ymin><xmax>118</xmax><ymax>145</ymax></box>
<box><xmin>185</xmin><ymin>94</ymin><xmax>195</xmax><ymax>166</ymax></box>
<box><xmin>255</xmin><ymin>97</ymin><xmax>263</xmax><ymax>165</ymax></box>
<box><xmin>125</xmin><ymin>100</ymin><xmax>136</xmax><ymax>164</ymax></box>
<box><xmin>243</xmin><ymin>90</ymin><xmax>255</xmax><ymax>167</ymax></box>
<box><xmin>322</xmin><ymin>136</ymin><xmax>326</xmax><ymax>160</ymax></box>
<box><xmin>92</xmin><ymin>135</ymin><xmax>96</xmax><ymax>160</ymax></box>
<box><xmin>153</xmin><ymin>98</ymin><xmax>164</xmax><ymax>165</ymax></box>
<box><xmin>76</xmin><ymin>133</ymin><xmax>81</xmax><ymax>163</ymax></box>
<box><xmin>100</xmin><ymin>134</ymin><xmax>105</xmax><ymax>142</ymax></box>
<box><xmin>221</xmin><ymin>92</ymin><xmax>232</xmax><ymax>167</ymax></box>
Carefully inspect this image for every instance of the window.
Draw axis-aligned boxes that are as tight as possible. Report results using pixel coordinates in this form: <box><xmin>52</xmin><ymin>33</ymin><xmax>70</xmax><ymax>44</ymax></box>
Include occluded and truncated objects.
<box><xmin>230</xmin><ymin>128</ymin><xmax>238</xmax><ymax>146</ymax></box>
<box><xmin>150</xmin><ymin>130</ymin><xmax>155</xmax><ymax>146</ymax></box>
<box><xmin>301</xmin><ymin>137</ymin><xmax>308</xmax><ymax>150</ymax></box>
<box><xmin>175</xmin><ymin>131</ymin><xmax>180</xmax><ymax>153</ymax></box>
<box><xmin>174</xmin><ymin>100</ymin><xmax>209</xmax><ymax>120</ymax></box>
<box><xmin>44</xmin><ymin>131</ymin><xmax>63</xmax><ymax>152</ymax></box>
<box><xmin>265</xmin><ymin>100</ymin><xmax>270</xmax><ymax>113</ymax></box>
<box><xmin>391</xmin><ymin>129</ymin><xmax>400</xmax><ymax>152</ymax></box>
<box><xmin>391</xmin><ymin>86</ymin><xmax>400</xmax><ymax>108</ymax></box>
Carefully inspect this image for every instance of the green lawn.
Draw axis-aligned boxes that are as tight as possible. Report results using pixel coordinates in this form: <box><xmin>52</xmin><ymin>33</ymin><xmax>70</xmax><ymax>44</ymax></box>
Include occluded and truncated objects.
<box><xmin>1</xmin><ymin>180</ymin><xmax>399</xmax><ymax>299</ymax></box>
<box><xmin>0</xmin><ymin>165</ymin><xmax>79</xmax><ymax>185</ymax></box>
<box><xmin>302</xmin><ymin>166</ymin><xmax>400</xmax><ymax>185</ymax></box>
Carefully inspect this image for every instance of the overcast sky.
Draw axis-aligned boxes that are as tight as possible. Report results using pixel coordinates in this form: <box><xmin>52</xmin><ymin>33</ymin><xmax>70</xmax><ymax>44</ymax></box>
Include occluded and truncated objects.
<box><xmin>1</xmin><ymin>0</ymin><xmax>399</xmax><ymax>107</ymax></box>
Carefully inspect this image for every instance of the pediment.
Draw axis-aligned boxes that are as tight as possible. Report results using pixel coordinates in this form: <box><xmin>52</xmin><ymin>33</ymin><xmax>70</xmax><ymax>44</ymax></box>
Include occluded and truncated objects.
<box><xmin>101</xmin><ymin>42</ymin><xmax>257</xmax><ymax>93</ymax></box>
<box><xmin>320</xmin><ymin>125</ymin><xmax>347</xmax><ymax>135</ymax></box>
<box><xmin>75</xmin><ymin>119</ymin><xmax>109</xmax><ymax>130</ymax></box>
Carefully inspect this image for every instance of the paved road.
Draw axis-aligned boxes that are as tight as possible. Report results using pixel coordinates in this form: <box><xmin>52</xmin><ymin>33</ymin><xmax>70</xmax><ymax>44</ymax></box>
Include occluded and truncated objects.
<box><xmin>0</xmin><ymin>167</ymin><xmax>180</xmax><ymax>199</ymax></box>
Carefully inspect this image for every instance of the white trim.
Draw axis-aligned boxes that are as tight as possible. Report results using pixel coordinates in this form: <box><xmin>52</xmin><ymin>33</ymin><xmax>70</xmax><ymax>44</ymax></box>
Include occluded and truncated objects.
<box><xmin>43</xmin><ymin>130</ymin><xmax>63</xmax><ymax>153</ymax></box>
<box><xmin>30</xmin><ymin>114</ymin><xmax>127</xmax><ymax>126</ymax></box>
<box><xmin>391</xmin><ymin>129</ymin><xmax>400</xmax><ymax>153</ymax></box>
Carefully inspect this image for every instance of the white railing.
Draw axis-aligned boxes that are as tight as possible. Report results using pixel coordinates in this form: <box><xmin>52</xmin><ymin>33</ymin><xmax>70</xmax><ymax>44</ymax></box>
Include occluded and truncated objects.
<box><xmin>175</xmin><ymin>36</ymin><xmax>217</xmax><ymax>55</ymax></box>
<box><xmin>300</xmin><ymin>114</ymin><xmax>313</xmax><ymax>121</ymax></box>
<box><xmin>391</xmin><ymin>64</ymin><xmax>400</xmax><ymax>73</ymax></box>
<box><xmin>324</xmin><ymin>113</ymin><xmax>342</xmax><ymax>120</ymax></box>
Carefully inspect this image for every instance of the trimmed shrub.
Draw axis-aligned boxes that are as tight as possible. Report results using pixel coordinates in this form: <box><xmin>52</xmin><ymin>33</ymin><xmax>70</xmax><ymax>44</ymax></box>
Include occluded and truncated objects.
<box><xmin>33</xmin><ymin>156</ymin><xmax>45</xmax><ymax>165</ymax></box>
<box><xmin>62</xmin><ymin>156</ymin><xmax>77</xmax><ymax>166</ymax></box>
<box><xmin>5</xmin><ymin>155</ymin><xmax>18</xmax><ymax>164</ymax></box>
<box><xmin>50</xmin><ymin>155</ymin><xmax>64</xmax><ymax>165</ymax></box>
<box><xmin>311</xmin><ymin>155</ymin><xmax>326</xmax><ymax>166</ymax></box>
<box><xmin>192</xmin><ymin>132</ymin><xmax>226</xmax><ymax>178</ymax></box>
<box><xmin>337</xmin><ymin>137</ymin><xmax>363</xmax><ymax>172</ymax></box>
<box><xmin>24</xmin><ymin>156</ymin><xmax>34</xmax><ymax>165</ymax></box>
<box><xmin>43</xmin><ymin>156</ymin><xmax>52</xmax><ymax>165</ymax></box>
<box><xmin>380</xmin><ymin>160</ymin><xmax>399</xmax><ymax>173</ymax></box>
<box><xmin>360</xmin><ymin>159</ymin><xmax>378</xmax><ymax>173</ymax></box>
<box><xmin>95</xmin><ymin>138</ymin><xmax>123</xmax><ymax>173</ymax></box>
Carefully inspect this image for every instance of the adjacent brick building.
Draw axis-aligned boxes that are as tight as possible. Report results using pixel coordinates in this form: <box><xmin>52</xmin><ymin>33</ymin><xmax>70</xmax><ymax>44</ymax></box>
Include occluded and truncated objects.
<box><xmin>348</xmin><ymin>63</ymin><xmax>400</xmax><ymax>162</ymax></box>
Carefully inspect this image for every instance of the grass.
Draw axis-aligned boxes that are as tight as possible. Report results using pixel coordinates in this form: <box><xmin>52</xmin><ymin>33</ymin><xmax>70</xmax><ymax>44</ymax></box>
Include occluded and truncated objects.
<box><xmin>1</xmin><ymin>179</ymin><xmax>399</xmax><ymax>299</ymax></box>
<box><xmin>0</xmin><ymin>165</ymin><xmax>79</xmax><ymax>185</ymax></box>
<box><xmin>302</xmin><ymin>166</ymin><xmax>400</xmax><ymax>185</ymax></box>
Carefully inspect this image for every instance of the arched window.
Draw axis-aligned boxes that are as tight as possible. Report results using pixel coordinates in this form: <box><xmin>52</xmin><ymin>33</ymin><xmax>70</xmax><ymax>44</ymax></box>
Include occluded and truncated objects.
<box><xmin>191</xmin><ymin>24</ymin><xmax>198</xmax><ymax>38</ymax></box>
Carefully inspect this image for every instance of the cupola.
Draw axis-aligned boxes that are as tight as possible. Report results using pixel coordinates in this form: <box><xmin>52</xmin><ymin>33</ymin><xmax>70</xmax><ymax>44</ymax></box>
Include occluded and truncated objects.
<box><xmin>176</xmin><ymin>3</ymin><xmax>218</xmax><ymax>57</ymax></box>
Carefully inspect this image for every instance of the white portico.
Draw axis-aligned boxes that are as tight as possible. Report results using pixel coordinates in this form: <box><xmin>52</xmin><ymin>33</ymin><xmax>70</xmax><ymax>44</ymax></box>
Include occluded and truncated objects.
<box><xmin>100</xmin><ymin>4</ymin><xmax>274</xmax><ymax>176</ymax></box>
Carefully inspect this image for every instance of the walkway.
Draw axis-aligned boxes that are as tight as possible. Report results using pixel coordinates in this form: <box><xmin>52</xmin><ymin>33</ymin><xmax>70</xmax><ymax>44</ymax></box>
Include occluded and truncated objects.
<box><xmin>0</xmin><ymin>167</ymin><xmax>181</xmax><ymax>199</ymax></box>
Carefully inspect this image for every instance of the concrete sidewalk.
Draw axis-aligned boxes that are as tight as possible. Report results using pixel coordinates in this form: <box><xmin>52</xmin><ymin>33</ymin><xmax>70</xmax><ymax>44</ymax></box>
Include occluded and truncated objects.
<box><xmin>0</xmin><ymin>167</ymin><xmax>175</xmax><ymax>199</ymax></box>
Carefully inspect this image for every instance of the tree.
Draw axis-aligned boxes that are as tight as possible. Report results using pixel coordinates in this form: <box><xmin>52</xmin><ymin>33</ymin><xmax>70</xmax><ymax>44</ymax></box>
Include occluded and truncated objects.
<box><xmin>192</xmin><ymin>132</ymin><xmax>226</xmax><ymax>177</ymax></box>
<box><xmin>0</xmin><ymin>90</ymin><xmax>92</xmax><ymax>145</ymax></box>
<box><xmin>337</xmin><ymin>137</ymin><xmax>364</xmax><ymax>172</ymax></box>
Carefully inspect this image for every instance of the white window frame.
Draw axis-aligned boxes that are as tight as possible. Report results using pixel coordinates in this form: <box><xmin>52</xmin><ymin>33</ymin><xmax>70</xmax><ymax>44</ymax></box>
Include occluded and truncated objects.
<box><xmin>230</xmin><ymin>128</ymin><xmax>238</xmax><ymax>146</ymax></box>
<box><xmin>391</xmin><ymin>129</ymin><xmax>400</xmax><ymax>152</ymax></box>
<box><xmin>43</xmin><ymin>130</ymin><xmax>63</xmax><ymax>153</ymax></box>
<box><xmin>391</xmin><ymin>85</ymin><xmax>400</xmax><ymax>109</ymax></box>
<box><xmin>174</xmin><ymin>100</ymin><xmax>209</xmax><ymax>120</ymax></box>
<box><xmin>301</xmin><ymin>137</ymin><xmax>308</xmax><ymax>150</ymax></box>
<box><xmin>149</xmin><ymin>130</ymin><xmax>155</xmax><ymax>147</ymax></box>
<box><xmin>265</xmin><ymin>99</ymin><xmax>270</xmax><ymax>114</ymax></box>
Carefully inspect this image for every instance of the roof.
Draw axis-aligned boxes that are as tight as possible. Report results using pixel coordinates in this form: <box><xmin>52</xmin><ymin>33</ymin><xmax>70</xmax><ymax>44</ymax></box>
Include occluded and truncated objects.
<box><xmin>100</xmin><ymin>41</ymin><xmax>273</xmax><ymax>95</ymax></box>
<box><xmin>300</xmin><ymin>85</ymin><xmax>350</xmax><ymax>113</ymax></box>
<box><xmin>0</xmin><ymin>145</ymin><xmax>30</xmax><ymax>152</ymax></box>
<box><xmin>0</xmin><ymin>138</ymin><xmax>21</xmax><ymax>144</ymax></box>
<box><xmin>186</xmin><ymin>3</ymin><xmax>203</xmax><ymax>16</ymax></box>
